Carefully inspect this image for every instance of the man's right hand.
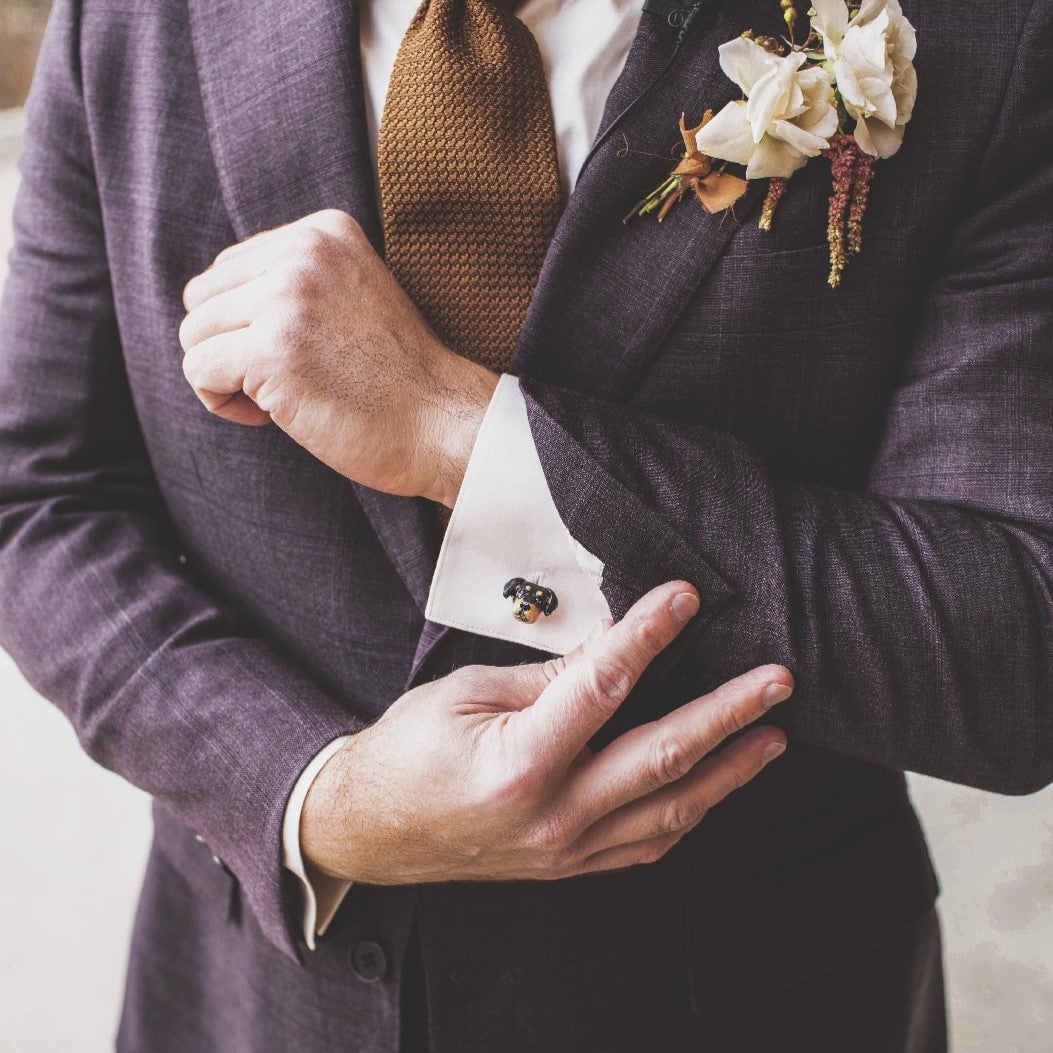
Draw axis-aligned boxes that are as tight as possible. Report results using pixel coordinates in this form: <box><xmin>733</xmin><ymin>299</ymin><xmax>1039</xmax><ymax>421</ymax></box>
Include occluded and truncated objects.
<box><xmin>300</xmin><ymin>581</ymin><xmax>792</xmax><ymax>885</ymax></box>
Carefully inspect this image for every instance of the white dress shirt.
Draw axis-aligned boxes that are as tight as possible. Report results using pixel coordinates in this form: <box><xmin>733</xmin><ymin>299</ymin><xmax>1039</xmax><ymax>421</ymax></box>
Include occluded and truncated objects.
<box><xmin>282</xmin><ymin>0</ymin><xmax>641</xmax><ymax>949</ymax></box>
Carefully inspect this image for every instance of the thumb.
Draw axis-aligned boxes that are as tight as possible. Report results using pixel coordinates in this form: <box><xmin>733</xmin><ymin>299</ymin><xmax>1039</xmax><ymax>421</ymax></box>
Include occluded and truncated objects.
<box><xmin>511</xmin><ymin>617</ymin><xmax>616</xmax><ymax>701</ymax></box>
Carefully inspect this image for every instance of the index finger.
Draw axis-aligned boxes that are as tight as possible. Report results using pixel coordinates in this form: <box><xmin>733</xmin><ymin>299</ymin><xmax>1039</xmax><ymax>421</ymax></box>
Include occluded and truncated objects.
<box><xmin>209</xmin><ymin>209</ymin><xmax>356</xmax><ymax>267</ymax></box>
<box><xmin>518</xmin><ymin>580</ymin><xmax>700</xmax><ymax>772</ymax></box>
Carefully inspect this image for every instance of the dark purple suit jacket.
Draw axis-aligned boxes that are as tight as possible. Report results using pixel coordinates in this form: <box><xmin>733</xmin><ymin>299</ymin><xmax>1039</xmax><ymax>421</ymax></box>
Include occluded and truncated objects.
<box><xmin>1</xmin><ymin>0</ymin><xmax>1049</xmax><ymax>1050</ymax></box>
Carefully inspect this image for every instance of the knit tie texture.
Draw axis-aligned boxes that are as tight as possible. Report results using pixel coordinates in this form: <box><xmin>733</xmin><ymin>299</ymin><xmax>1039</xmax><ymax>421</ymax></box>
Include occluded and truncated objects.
<box><xmin>377</xmin><ymin>0</ymin><xmax>564</xmax><ymax>374</ymax></box>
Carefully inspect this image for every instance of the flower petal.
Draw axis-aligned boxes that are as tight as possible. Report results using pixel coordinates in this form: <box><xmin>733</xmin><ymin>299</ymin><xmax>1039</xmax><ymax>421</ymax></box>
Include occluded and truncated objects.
<box><xmin>810</xmin><ymin>0</ymin><xmax>849</xmax><ymax>54</ymax></box>
<box><xmin>836</xmin><ymin>54</ymin><xmax>895</xmax><ymax>125</ymax></box>
<box><xmin>795</xmin><ymin>65</ymin><xmax>838</xmax><ymax>132</ymax></box>
<box><xmin>745</xmin><ymin>134</ymin><xmax>809</xmax><ymax>180</ymax></box>
<box><xmin>839</xmin><ymin>13</ymin><xmax>900</xmax><ymax>125</ymax></box>
<box><xmin>854</xmin><ymin>0</ymin><xmax>889</xmax><ymax>27</ymax></box>
<box><xmin>799</xmin><ymin>95</ymin><xmax>840</xmax><ymax>140</ymax></box>
<box><xmin>745</xmin><ymin>52</ymin><xmax>805</xmax><ymax>142</ymax></box>
<box><xmin>893</xmin><ymin>62</ymin><xmax>918</xmax><ymax>123</ymax></box>
<box><xmin>887</xmin><ymin>3</ymin><xmax>918</xmax><ymax>61</ymax></box>
<box><xmin>693</xmin><ymin>101</ymin><xmax>757</xmax><ymax>166</ymax></box>
<box><xmin>854</xmin><ymin>114</ymin><xmax>905</xmax><ymax>157</ymax></box>
<box><xmin>717</xmin><ymin>37</ymin><xmax>774</xmax><ymax>95</ymax></box>
<box><xmin>834</xmin><ymin>53</ymin><xmax>868</xmax><ymax>115</ymax></box>
<box><xmin>770</xmin><ymin>117</ymin><xmax>831</xmax><ymax>158</ymax></box>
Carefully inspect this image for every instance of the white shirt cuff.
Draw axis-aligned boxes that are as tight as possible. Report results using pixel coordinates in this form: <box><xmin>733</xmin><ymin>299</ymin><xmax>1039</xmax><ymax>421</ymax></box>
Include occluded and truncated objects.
<box><xmin>281</xmin><ymin>735</ymin><xmax>354</xmax><ymax>950</ymax></box>
<box><xmin>426</xmin><ymin>373</ymin><xmax>612</xmax><ymax>655</ymax></box>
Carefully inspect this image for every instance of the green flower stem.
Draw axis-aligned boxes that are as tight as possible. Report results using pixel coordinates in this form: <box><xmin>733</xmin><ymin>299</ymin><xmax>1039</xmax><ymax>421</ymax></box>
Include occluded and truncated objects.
<box><xmin>637</xmin><ymin>174</ymin><xmax>681</xmax><ymax>216</ymax></box>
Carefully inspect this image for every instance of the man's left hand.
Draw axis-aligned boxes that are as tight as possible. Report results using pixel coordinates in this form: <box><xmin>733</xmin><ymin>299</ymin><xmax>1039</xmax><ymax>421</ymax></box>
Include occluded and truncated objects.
<box><xmin>179</xmin><ymin>208</ymin><xmax>497</xmax><ymax>507</ymax></box>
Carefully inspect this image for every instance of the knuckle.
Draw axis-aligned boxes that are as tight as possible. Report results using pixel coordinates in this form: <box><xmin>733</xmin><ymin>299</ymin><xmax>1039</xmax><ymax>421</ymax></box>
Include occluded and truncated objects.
<box><xmin>281</xmin><ymin>257</ymin><xmax>323</xmax><ymax>300</ymax></box>
<box><xmin>712</xmin><ymin>759</ymin><xmax>753</xmax><ymax>803</ymax></box>
<box><xmin>317</xmin><ymin>208</ymin><xmax>361</xmax><ymax>240</ymax></box>
<box><xmin>546</xmin><ymin>860</ymin><xmax>576</xmax><ymax>881</ymax></box>
<box><xmin>656</xmin><ymin>797</ymin><xmax>695</xmax><ymax>837</ymax></box>
<box><xmin>446</xmin><ymin>663</ymin><xmax>487</xmax><ymax>694</ymax></box>
<box><xmin>507</xmin><ymin>762</ymin><xmax>547</xmax><ymax>805</ymax></box>
<box><xmin>177</xmin><ymin>312</ymin><xmax>195</xmax><ymax>350</ymax></box>
<box><xmin>180</xmin><ymin>349</ymin><xmax>197</xmax><ymax>385</ymax></box>
<box><xmin>540</xmin><ymin>656</ymin><xmax>567</xmax><ymax>683</ymax></box>
<box><xmin>540</xmin><ymin>848</ymin><xmax>579</xmax><ymax>880</ymax></box>
<box><xmin>549</xmin><ymin>847</ymin><xmax>580</xmax><ymax>877</ymax></box>
<box><xmin>582</xmin><ymin>658</ymin><xmax>632</xmax><ymax>712</ymax></box>
<box><xmin>631</xmin><ymin>617</ymin><xmax>666</xmax><ymax>660</ymax></box>
<box><xmin>648</xmin><ymin>733</ymin><xmax>691</xmax><ymax>787</ymax></box>
<box><xmin>470</xmin><ymin>753</ymin><xmax>544</xmax><ymax>810</ymax></box>
<box><xmin>263</xmin><ymin>307</ymin><xmax>303</xmax><ymax>358</ymax></box>
<box><xmin>638</xmin><ymin>838</ymin><xmax>673</xmax><ymax>866</ymax></box>
<box><xmin>726</xmin><ymin>759</ymin><xmax>755</xmax><ymax>793</ymax></box>
<box><xmin>524</xmin><ymin>815</ymin><xmax>571</xmax><ymax>858</ymax></box>
<box><xmin>199</xmin><ymin>390</ymin><xmax>226</xmax><ymax>415</ymax></box>
<box><xmin>295</xmin><ymin>225</ymin><xmax>330</xmax><ymax>257</ymax></box>
<box><xmin>713</xmin><ymin>701</ymin><xmax>747</xmax><ymax>743</ymax></box>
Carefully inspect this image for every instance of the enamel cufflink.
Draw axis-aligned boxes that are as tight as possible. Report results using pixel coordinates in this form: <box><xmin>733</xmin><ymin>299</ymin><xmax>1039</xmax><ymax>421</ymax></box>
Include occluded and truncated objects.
<box><xmin>503</xmin><ymin>578</ymin><xmax>558</xmax><ymax>624</ymax></box>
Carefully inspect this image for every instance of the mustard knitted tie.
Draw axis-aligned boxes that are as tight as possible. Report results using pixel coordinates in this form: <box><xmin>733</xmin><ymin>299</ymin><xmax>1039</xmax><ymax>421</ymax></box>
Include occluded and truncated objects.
<box><xmin>377</xmin><ymin>0</ymin><xmax>563</xmax><ymax>374</ymax></box>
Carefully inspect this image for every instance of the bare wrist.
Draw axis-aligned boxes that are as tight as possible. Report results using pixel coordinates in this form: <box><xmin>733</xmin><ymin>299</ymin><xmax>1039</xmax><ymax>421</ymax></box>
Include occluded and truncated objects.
<box><xmin>424</xmin><ymin>353</ymin><xmax>498</xmax><ymax>508</ymax></box>
<box><xmin>300</xmin><ymin>735</ymin><xmax>361</xmax><ymax>880</ymax></box>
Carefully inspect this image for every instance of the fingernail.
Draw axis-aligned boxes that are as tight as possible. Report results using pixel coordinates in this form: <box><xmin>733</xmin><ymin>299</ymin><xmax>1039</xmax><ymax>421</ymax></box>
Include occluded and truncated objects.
<box><xmin>762</xmin><ymin>741</ymin><xmax>786</xmax><ymax>763</ymax></box>
<box><xmin>762</xmin><ymin>682</ymin><xmax>792</xmax><ymax>709</ymax></box>
<box><xmin>671</xmin><ymin>592</ymin><xmax>699</xmax><ymax>623</ymax></box>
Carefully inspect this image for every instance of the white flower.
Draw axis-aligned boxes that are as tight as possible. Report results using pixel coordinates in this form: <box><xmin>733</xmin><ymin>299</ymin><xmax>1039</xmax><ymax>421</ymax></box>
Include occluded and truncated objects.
<box><xmin>810</xmin><ymin>0</ymin><xmax>918</xmax><ymax>158</ymax></box>
<box><xmin>695</xmin><ymin>38</ymin><xmax>839</xmax><ymax>180</ymax></box>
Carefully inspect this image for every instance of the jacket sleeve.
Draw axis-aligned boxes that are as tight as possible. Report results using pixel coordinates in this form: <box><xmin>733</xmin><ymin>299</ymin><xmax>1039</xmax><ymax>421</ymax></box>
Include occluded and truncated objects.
<box><xmin>0</xmin><ymin>0</ymin><xmax>361</xmax><ymax>962</ymax></box>
<box><xmin>518</xmin><ymin>2</ymin><xmax>1053</xmax><ymax>796</ymax></box>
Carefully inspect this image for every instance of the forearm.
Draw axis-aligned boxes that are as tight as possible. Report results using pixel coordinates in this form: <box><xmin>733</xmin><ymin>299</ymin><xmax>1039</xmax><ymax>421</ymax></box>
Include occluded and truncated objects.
<box><xmin>0</xmin><ymin>2</ymin><xmax>360</xmax><ymax>958</ymax></box>
<box><xmin>520</xmin><ymin>376</ymin><xmax>1053</xmax><ymax>795</ymax></box>
<box><xmin>0</xmin><ymin>484</ymin><xmax>362</xmax><ymax>957</ymax></box>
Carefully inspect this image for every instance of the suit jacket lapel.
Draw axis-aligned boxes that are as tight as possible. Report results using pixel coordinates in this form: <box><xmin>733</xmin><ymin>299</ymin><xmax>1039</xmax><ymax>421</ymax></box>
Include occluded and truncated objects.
<box><xmin>511</xmin><ymin>0</ymin><xmax>768</xmax><ymax>398</ymax></box>
<box><xmin>187</xmin><ymin>0</ymin><xmax>381</xmax><ymax>247</ymax></box>
<box><xmin>186</xmin><ymin>0</ymin><xmax>440</xmax><ymax>613</ymax></box>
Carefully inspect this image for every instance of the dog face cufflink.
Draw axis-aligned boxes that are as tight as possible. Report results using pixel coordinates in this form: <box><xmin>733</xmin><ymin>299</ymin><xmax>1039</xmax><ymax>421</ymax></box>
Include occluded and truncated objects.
<box><xmin>503</xmin><ymin>578</ymin><xmax>558</xmax><ymax>624</ymax></box>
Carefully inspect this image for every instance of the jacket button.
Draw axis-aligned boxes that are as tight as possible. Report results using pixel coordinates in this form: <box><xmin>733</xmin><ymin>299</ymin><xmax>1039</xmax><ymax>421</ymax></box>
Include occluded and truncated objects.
<box><xmin>350</xmin><ymin>940</ymin><xmax>388</xmax><ymax>983</ymax></box>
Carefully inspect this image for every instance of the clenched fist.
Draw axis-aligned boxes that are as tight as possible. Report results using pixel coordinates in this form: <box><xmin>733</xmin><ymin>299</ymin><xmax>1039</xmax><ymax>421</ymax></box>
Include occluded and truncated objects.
<box><xmin>179</xmin><ymin>208</ymin><xmax>496</xmax><ymax>506</ymax></box>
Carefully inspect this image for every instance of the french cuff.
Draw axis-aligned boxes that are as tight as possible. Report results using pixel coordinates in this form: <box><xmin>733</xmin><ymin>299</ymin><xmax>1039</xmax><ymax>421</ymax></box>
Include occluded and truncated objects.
<box><xmin>281</xmin><ymin>735</ymin><xmax>354</xmax><ymax>950</ymax></box>
<box><xmin>426</xmin><ymin>373</ymin><xmax>612</xmax><ymax>655</ymax></box>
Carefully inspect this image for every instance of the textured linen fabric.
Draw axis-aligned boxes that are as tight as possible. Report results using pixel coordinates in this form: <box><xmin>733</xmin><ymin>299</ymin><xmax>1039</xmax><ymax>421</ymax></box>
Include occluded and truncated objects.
<box><xmin>0</xmin><ymin>0</ymin><xmax>1049</xmax><ymax>1049</ymax></box>
<box><xmin>377</xmin><ymin>0</ymin><xmax>562</xmax><ymax>372</ymax></box>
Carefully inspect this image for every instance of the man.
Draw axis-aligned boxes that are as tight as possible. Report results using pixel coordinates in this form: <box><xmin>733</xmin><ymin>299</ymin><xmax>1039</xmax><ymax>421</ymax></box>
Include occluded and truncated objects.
<box><xmin>0</xmin><ymin>0</ymin><xmax>1050</xmax><ymax>1050</ymax></box>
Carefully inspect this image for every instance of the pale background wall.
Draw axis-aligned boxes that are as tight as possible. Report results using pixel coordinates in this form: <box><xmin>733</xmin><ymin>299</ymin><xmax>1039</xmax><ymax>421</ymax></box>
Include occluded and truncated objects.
<box><xmin>1</xmin><ymin>99</ymin><xmax>1052</xmax><ymax>1052</ymax></box>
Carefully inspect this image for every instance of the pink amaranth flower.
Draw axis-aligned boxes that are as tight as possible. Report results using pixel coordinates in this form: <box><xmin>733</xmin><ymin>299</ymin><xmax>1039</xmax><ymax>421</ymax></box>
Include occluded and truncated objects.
<box><xmin>847</xmin><ymin>148</ymin><xmax>876</xmax><ymax>255</ymax></box>
<box><xmin>823</xmin><ymin>134</ymin><xmax>857</xmax><ymax>288</ymax></box>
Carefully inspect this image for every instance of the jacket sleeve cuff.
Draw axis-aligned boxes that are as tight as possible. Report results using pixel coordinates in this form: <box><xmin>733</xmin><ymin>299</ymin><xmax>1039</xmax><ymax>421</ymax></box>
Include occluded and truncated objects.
<box><xmin>281</xmin><ymin>735</ymin><xmax>354</xmax><ymax>950</ymax></box>
<box><xmin>425</xmin><ymin>373</ymin><xmax>611</xmax><ymax>655</ymax></box>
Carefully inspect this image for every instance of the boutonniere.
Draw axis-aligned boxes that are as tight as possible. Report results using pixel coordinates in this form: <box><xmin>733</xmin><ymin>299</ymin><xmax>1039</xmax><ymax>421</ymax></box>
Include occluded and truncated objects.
<box><xmin>629</xmin><ymin>0</ymin><xmax>918</xmax><ymax>288</ymax></box>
